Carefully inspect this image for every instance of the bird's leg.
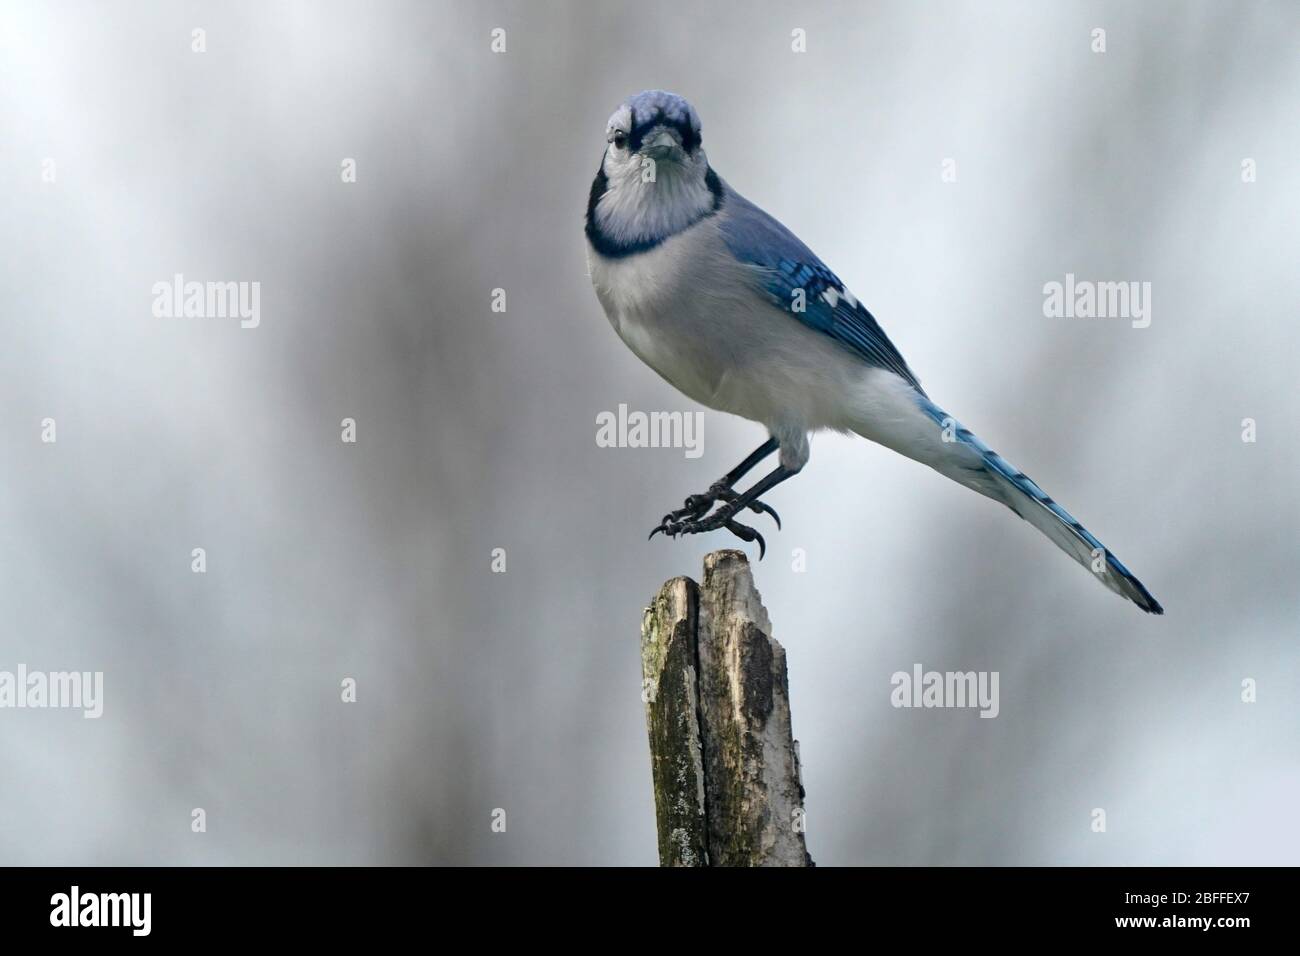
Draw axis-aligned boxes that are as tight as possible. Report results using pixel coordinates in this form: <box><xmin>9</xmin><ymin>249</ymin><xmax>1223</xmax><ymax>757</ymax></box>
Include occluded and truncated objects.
<box><xmin>650</xmin><ymin>438</ymin><xmax>780</xmax><ymax>540</ymax></box>
<box><xmin>652</xmin><ymin>462</ymin><xmax>803</xmax><ymax>559</ymax></box>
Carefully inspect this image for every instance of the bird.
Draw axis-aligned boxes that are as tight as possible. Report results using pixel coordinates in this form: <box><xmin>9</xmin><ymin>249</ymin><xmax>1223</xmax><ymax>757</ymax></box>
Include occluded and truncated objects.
<box><xmin>584</xmin><ymin>90</ymin><xmax>1163</xmax><ymax>614</ymax></box>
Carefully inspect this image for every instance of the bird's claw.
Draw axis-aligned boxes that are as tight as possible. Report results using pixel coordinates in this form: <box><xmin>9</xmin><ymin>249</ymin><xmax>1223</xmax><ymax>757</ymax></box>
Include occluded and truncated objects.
<box><xmin>647</xmin><ymin>500</ymin><xmax>770</xmax><ymax>559</ymax></box>
<box><xmin>723</xmin><ymin>518</ymin><xmax>766</xmax><ymax>559</ymax></box>
<box><xmin>660</xmin><ymin>485</ymin><xmax>779</xmax><ymax>529</ymax></box>
<box><xmin>650</xmin><ymin>490</ymin><xmax>719</xmax><ymax>539</ymax></box>
<box><xmin>747</xmin><ymin>499</ymin><xmax>781</xmax><ymax>530</ymax></box>
<box><xmin>711</xmin><ymin>486</ymin><xmax>779</xmax><ymax>530</ymax></box>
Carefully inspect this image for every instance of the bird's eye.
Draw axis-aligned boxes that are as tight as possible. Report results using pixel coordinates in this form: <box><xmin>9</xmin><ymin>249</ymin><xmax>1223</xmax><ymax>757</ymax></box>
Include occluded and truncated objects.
<box><xmin>612</xmin><ymin>132</ymin><xmax>628</xmax><ymax>150</ymax></box>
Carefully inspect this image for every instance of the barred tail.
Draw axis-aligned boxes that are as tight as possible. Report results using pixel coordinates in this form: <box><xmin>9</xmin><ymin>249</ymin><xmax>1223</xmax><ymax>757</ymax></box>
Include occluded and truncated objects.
<box><xmin>912</xmin><ymin>397</ymin><xmax>1162</xmax><ymax>614</ymax></box>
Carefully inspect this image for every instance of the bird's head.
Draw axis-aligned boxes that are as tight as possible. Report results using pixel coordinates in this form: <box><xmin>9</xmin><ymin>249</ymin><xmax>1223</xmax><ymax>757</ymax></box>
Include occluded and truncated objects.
<box><xmin>587</xmin><ymin>91</ymin><xmax>720</xmax><ymax>254</ymax></box>
<box><xmin>603</xmin><ymin>90</ymin><xmax>705</xmax><ymax>174</ymax></box>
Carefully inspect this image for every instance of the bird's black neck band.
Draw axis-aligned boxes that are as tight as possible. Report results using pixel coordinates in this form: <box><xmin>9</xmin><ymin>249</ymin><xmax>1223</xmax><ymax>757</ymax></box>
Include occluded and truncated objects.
<box><xmin>585</xmin><ymin>166</ymin><xmax>724</xmax><ymax>259</ymax></box>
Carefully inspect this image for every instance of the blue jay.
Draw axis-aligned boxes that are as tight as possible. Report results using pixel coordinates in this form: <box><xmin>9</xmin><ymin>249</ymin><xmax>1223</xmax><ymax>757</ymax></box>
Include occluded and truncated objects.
<box><xmin>586</xmin><ymin>90</ymin><xmax>1162</xmax><ymax>614</ymax></box>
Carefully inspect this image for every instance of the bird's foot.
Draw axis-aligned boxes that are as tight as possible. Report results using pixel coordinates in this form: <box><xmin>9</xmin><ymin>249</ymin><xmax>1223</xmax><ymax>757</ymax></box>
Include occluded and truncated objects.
<box><xmin>649</xmin><ymin>481</ymin><xmax>782</xmax><ymax>535</ymax></box>
<box><xmin>648</xmin><ymin>491</ymin><xmax>779</xmax><ymax>559</ymax></box>
<box><xmin>655</xmin><ymin>482</ymin><xmax>728</xmax><ymax>528</ymax></box>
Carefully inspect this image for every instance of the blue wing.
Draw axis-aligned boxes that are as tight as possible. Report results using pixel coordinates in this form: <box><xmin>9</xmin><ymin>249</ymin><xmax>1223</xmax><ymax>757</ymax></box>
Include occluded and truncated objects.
<box><xmin>718</xmin><ymin>183</ymin><xmax>924</xmax><ymax>393</ymax></box>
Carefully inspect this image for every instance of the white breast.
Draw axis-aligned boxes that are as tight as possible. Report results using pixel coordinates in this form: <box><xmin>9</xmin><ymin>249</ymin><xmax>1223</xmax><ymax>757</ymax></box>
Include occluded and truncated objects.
<box><xmin>586</xmin><ymin>216</ymin><xmax>878</xmax><ymax>437</ymax></box>
<box><xmin>587</xmin><ymin>219</ymin><xmax>741</xmax><ymax>407</ymax></box>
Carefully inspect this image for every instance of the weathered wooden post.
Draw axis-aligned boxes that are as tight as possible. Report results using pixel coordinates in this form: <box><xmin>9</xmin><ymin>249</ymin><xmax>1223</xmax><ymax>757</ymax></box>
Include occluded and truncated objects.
<box><xmin>640</xmin><ymin>549</ymin><xmax>812</xmax><ymax>867</ymax></box>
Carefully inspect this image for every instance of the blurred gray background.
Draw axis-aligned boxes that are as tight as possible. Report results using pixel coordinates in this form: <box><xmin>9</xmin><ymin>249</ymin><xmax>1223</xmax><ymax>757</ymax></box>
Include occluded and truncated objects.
<box><xmin>1</xmin><ymin>0</ymin><xmax>1296</xmax><ymax>865</ymax></box>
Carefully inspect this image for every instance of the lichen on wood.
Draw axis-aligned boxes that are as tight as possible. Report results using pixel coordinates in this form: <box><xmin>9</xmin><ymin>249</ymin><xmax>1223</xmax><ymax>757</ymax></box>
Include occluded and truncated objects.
<box><xmin>640</xmin><ymin>576</ymin><xmax>708</xmax><ymax>866</ymax></box>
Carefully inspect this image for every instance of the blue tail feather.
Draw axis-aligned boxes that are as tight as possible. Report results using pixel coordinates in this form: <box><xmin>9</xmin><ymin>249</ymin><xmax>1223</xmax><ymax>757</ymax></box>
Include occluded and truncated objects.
<box><xmin>916</xmin><ymin>398</ymin><xmax>1163</xmax><ymax>615</ymax></box>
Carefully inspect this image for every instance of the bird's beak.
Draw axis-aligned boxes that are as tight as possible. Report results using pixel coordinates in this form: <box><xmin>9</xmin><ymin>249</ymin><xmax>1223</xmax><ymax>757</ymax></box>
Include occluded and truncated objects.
<box><xmin>639</xmin><ymin>128</ymin><xmax>683</xmax><ymax>159</ymax></box>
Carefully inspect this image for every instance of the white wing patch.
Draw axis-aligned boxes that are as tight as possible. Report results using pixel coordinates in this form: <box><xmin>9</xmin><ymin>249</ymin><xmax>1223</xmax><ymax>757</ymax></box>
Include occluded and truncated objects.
<box><xmin>820</xmin><ymin>286</ymin><xmax>859</xmax><ymax>310</ymax></box>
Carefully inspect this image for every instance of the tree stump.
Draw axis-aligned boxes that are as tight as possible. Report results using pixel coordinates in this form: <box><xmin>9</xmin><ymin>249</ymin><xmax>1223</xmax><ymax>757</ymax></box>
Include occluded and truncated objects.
<box><xmin>640</xmin><ymin>549</ymin><xmax>812</xmax><ymax>867</ymax></box>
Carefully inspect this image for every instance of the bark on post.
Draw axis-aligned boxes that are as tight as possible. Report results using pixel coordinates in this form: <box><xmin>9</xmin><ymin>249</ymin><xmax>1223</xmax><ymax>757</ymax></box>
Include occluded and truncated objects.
<box><xmin>639</xmin><ymin>574</ymin><xmax>709</xmax><ymax>866</ymax></box>
<box><xmin>640</xmin><ymin>549</ymin><xmax>812</xmax><ymax>867</ymax></box>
